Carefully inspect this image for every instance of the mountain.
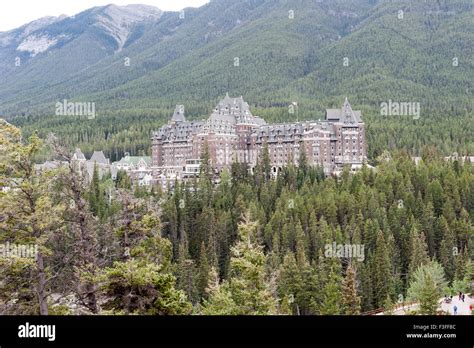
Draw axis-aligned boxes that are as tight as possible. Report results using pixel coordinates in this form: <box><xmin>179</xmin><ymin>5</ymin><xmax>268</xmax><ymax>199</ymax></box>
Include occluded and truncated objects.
<box><xmin>0</xmin><ymin>0</ymin><xmax>472</xmax><ymax>161</ymax></box>
<box><xmin>0</xmin><ymin>0</ymin><xmax>372</xmax><ymax>115</ymax></box>
<box><xmin>0</xmin><ymin>4</ymin><xmax>162</xmax><ymax>91</ymax></box>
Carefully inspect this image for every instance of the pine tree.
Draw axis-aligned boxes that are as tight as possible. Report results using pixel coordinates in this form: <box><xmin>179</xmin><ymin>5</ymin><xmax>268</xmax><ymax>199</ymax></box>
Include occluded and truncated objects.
<box><xmin>0</xmin><ymin>125</ymin><xmax>64</xmax><ymax>315</ymax></box>
<box><xmin>418</xmin><ymin>273</ymin><xmax>439</xmax><ymax>315</ymax></box>
<box><xmin>438</xmin><ymin>216</ymin><xmax>456</xmax><ymax>281</ymax></box>
<box><xmin>465</xmin><ymin>261</ymin><xmax>474</xmax><ymax>294</ymax></box>
<box><xmin>197</xmin><ymin>242</ymin><xmax>210</xmax><ymax>300</ymax></box>
<box><xmin>277</xmin><ymin>252</ymin><xmax>304</xmax><ymax>315</ymax></box>
<box><xmin>100</xmin><ymin>259</ymin><xmax>192</xmax><ymax>315</ymax></box>
<box><xmin>359</xmin><ymin>260</ymin><xmax>374</xmax><ymax>311</ymax></box>
<box><xmin>373</xmin><ymin>231</ymin><xmax>393</xmax><ymax>308</ymax></box>
<box><xmin>382</xmin><ymin>294</ymin><xmax>394</xmax><ymax>315</ymax></box>
<box><xmin>407</xmin><ymin>261</ymin><xmax>448</xmax><ymax>315</ymax></box>
<box><xmin>199</xmin><ymin>141</ymin><xmax>213</xmax><ymax>196</ymax></box>
<box><xmin>176</xmin><ymin>233</ymin><xmax>198</xmax><ymax>303</ymax></box>
<box><xmin>319</xmin><ymin>262</ymin><xmax>342</xmax><ymax>315</ymax></box>
<box><xmin>116</xmin><ymin>170</ymin><xmax>132</xmax><ymax>189</ymax></box>
<box><xmin>342</xmin><ymin>264</ymin><xmax>361</xmax><ymax>315</ymax></box>
<box><xmin>278</xmin><ymin>295</ymin><xmax>293</xmax><ymax>315</ymax></box>
<box><xmin>262</xmin><ymin>142</ymin><xmax>271</xmax><ymax>182</ymax></box>
<box><xmin>408</xmin><ymin>226</ymin><xmax>430</xmax><ymax>281</ymax></box>
<box><xmin>201</xmin><ymin>267</ymin><xmax>237</xmax><ymax>315</ymax></box>
<box><xmin>88</xmin><ymin>162</ymin><xmax>101</xmax><ymax>216</ymax></box>
<box><xmin>294</xmin><ymin>221</ymin><xmax>309</xmax><ymax>269</ymax></box>
<box><xmin>203</xmin><ymin>213</ymin><xmax>276</xmax><ymax>315</ymax></box>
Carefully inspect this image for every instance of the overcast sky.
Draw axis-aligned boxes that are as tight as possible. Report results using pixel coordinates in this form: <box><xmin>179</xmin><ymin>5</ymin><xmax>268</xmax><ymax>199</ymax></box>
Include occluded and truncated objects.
<box><xmin>0</xmin><ymin>0</ymin><xmax>210</xmax><ymax>31</ymax></box>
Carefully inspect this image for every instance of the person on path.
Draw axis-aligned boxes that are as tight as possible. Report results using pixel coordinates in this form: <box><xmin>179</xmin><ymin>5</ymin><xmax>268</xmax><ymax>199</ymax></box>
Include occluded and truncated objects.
<box><xmin>462</xmin><ymin>294</ymin><xmax>465</xmax><ymax>302</ymax></box>
<box><xmin>453</xmin><ymin>305</ymin><xmax>458</xmax><ymax>315</ymax></box>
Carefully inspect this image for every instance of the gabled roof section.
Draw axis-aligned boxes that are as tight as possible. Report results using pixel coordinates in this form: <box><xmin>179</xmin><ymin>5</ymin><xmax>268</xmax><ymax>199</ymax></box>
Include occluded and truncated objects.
<box><xmin>90</xmin><ymin>151</ymin><xmax>109</xmax><ymax>165</ymax></box>
<box><xmin>208</xmin><ymin>93</ymin><xmax>266</xmax><ymax>128</ymax></box>
<box><xmin>116</xmin><ymin>155</ymin><xmax>151</xmax><ymax>166</ymax></box>
<box><xmin>326</xmin><ymin>98</ymin><xmax>363</xmax><ymax>124</ymax></box>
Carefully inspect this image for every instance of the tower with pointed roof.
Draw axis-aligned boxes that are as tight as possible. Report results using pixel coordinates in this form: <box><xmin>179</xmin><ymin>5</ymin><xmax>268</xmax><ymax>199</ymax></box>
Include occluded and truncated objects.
<box><xmin>170</xmin><ymin>105</ymin><xmax>186</xmax><ymax>124</ymax></box>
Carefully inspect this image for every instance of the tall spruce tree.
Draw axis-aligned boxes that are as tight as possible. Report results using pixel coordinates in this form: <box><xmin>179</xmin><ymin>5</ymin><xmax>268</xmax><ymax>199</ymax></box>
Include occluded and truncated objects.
<box><xmin>373</xmin><ymin>231</ymin><xmax>393</xmax><ymax>308</ymax></box>
<box><xmin>408</xmin><ymin>226</ymin><xmax>430</xmax><ymax>281</ymax></box>
<box><xmin>197</xmin><ymin>242</ymin><xmax>210</xmax><ymax>300</ymax></box>
<box><xmin>342</xmin><ymin>264</ymin><xmax>361</xmax><ymax>315</ymax></box>
<box><xmin>319</xmin><ymin>261</ymin><xmax>342</xmax><ymax>315</ymax></box>
<box><xmin>407</xmin><ymin>261</ymin><xmax>448</xmax><ymax>315</ymax></box>
<box><xmin>203</xmin><ymin>213</ymin><xmax>276</xmax><ymax>315</ymax></box>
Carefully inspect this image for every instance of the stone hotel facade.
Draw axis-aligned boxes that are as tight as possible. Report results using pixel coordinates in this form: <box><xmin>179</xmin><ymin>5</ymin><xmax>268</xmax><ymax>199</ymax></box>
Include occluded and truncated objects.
<box><xmin>151</xmin><ymin>94</ymin><xmax>367</xmax><ymax>180</ymax></box>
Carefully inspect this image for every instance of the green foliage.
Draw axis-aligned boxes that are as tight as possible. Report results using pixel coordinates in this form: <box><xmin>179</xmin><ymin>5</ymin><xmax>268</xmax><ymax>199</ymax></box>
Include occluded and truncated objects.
<box><xmin>203</xmin><ymin>214</ymin><xmax>277</xmax><ymax>315</ymax></box>
<box><xmin>383</xmin><ymin>294</ymin><xmax>394</xmax><ymax>315</ymax></box>
<box><xmin>373</xmin><ymin>231</ymin><xmax>393</xmax><ymax>308</ymax></box>
<box><xmin>450</xmin><ymin>278</ymin><xmax>469</xmax><ymax>295</ymax></box>
<box><xmin>0</xmin><ymin>121</ymin><xmax>64</xmax><ymax>314</ymax></box>
<box><xmin>100</xmin><ymin>259</ymin><xmax>192</xmax><ymax>315</ymax></box>
<box><xmin>342</xmin><ymin>264</ymin><xmax>361</xmax><ymax>315</ymax></box>
<box><xmin>466</xmin><ymin>261</ymin><xmax>474</xmax><ymax>294</ymax></box>
<box><xmin>418</xmin><ymin>274</ymin><xmax>440</xmax><ymax>315</ymax></box>
<box><xmin>407</xmin><ymin>261</ymin><xmax>448</xmax><ymax>315</ymax></box>
<box><xmin>320</xmin><ymin>264</ymin><xmax>343</xmax><ymax>315</ymax></box>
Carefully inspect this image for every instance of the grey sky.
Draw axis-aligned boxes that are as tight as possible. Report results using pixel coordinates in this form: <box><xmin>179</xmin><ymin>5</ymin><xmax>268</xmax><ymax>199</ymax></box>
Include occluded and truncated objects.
<box><xmin>0</xmin><ymin>0</ymin><xmax>210</xmax><ymax>31</ymax></box>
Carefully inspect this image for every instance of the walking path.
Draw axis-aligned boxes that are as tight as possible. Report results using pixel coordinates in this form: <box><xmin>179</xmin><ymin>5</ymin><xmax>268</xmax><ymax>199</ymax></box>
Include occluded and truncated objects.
<box><xmin>375</xmin><ymin>294</ymin><xmax>473</xmax><ymax>315</ymax></box>
<box><xmin>440</xmin><ymin>295</ymin><xmax>472</xmax><ymax>315</ymax></box>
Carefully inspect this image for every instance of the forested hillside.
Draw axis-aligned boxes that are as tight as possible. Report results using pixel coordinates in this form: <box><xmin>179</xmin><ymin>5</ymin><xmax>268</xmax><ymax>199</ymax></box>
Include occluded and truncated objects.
<box><xmin>1</xmin><ymin>122</ymin><xmax>473</xmax><ymax>315</ymax></box>
<box><xmin>1</xmin><ymin>0</ymin><xmax>473</xmax><ymax>161</ymax></box>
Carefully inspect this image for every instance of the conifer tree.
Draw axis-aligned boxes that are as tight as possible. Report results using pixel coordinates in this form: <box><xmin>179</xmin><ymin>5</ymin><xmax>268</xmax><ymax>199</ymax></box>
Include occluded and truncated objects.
<box><xmin>407</xmin><ymin>261</ymin><xmax>448</xmax><ymax>315</ymax></box>
<box><xmin>320</xmin><ymin>261</ymin><xmax>342</xmax><ymax>315</ymax></box>
<box><xmin>373</xmin><ymin>231</ymin><xmax>393</xmax><ymax>308</ymax></box>
<box><xmin>203</xmin><ymin>213</ymin><xmax>276</xmax><ymax>315</ymax></box>
<box><xmin>262</xmin><ymin>142</ymin><xmax>271</xmax><ymax>182</ymax></box>
<box><xmin>88</xmin><ymin>162</ymin><xmax>102</xmax><ymax>216</ymax></box>
<box><xmin>100</xmin><ymin>259</ymin><xmax>192</xmax><ymax>315</ymax></box>
<box><xmin>383</xmin><ymin>294</ymin><xmax>394</xmax><ymax>315</ymax></box>
<box><xmin>418</xmin><ymin>273</ymin><xmax>440</xmax><ymax>315</ymax></box>
<box><xmin>199</xmin><ymin>141</ymin><xmax>213</xmax><ymax>197</ymax></box>
<box><xmin>294</xmin><ymin>221</ymin><xmax>309</xmax><ymax>269</ymax></box>
<box><xmin>201</xmin><ymin>267</ymin><xmax>237</xmax><ymax>315</ymax></box>
<box><xmin>277</xmin><ymin>252</ymin><xmax>304</xmax><ymax>315</ymax></box>
<box><xmin>465</xmin><ymin>261</ymin><xmax>474</xmax><ymax>295</ymax></box>
<box><xmin>197</xmin><ymin>242</ymin><xmax>210</xmax><ymax>300</ymax></box>
<box><xmin>342</xmin><ymin>264</ymin><xmax>361</xmax><ymax>315</ymax></box>
<box><xmin>438</xmin><ymin>216</ymin><xmax>456</xmax><ymax>281</ymax></box>
<box><xmin>408</xmin><ymin>226</ymin><xmax>430</xmax><ymax>280</ymax></box>
<box><xmin>0</xmin><ymin>124</ymin><xmax>64</xmax><ymax>315</ymax></box>
<box><xmin>176</xmin><ymin>233</ymin><xmax>198</xmax><ymax>303</ymax></box>
<box><xmin>359</xmin><ymin>259</ymin><xmax>374</xmax><ymax>311</ymax></box>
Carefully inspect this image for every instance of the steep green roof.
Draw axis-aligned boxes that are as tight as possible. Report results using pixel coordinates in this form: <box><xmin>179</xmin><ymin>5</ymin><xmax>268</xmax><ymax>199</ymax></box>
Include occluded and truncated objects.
<box><xmin>116</xmin><ymin>156</ymin><xmax>151</xmax><ymax>166</ymax></box>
